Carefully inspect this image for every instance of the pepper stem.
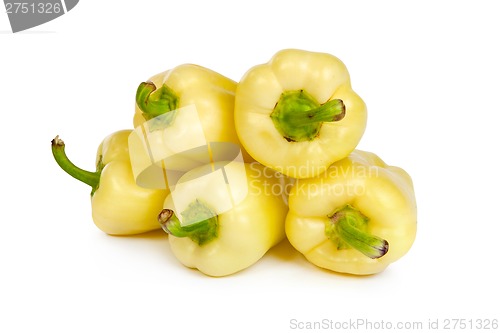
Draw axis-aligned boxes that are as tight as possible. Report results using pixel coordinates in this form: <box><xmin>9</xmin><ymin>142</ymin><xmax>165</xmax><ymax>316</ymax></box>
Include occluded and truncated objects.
<box><xmin>136</xmin><ymin>81</ymin><xmax>180</xmax><ymax>120</ymax></box>
<box><xmin>51</xmin><ymin>136</ymin><xmax>101</xmax><ymax>196</ymax></box>
<box><xmin>158</xmin><ymin>199</ymin><xmax>219</xmax><ymax>246</ymax></box>
<box><xmin>270</xmin><ymin>90</ymin><xmax>345</xmax><ymax>142</ymax></box>
<box><xmin>326</xmin><ymin>204</ymin><xmax>389</xmax><ymax>259</ymax></box>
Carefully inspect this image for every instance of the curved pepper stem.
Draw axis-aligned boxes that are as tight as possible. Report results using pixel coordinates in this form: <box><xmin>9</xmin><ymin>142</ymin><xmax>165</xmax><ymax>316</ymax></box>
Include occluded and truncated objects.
<box><xmin>158</xmin><ymin>200</ymin><xmax>219</xmax><ymax>246</ymax></box>
<box><xmin>326</xmin><ymin>204</ymin><xmax>389</xmax><ymax>259</ymax></box>
<box><xmin>51</xmin><ymin>136</ymin><xmax>101</xmax><ymax>196</ymax></box>
<box><xmin>270</xmin><ymin>90</ymin><xmax>345</xmax><ymax>142</ymax></box>
<box><xmin>136</xmin><ymin>81</ymin><xmax>180</xmax><ymax>119</ymax></box>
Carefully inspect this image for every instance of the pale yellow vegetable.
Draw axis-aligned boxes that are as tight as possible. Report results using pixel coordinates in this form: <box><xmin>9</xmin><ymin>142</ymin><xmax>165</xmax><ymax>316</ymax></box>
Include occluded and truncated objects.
<box><xmin>234</xmin><ymin>49</ymin><xmax>366</xmax><ymax>179</ymax></box>
<box><xmin>285</xmin><ymin>150</ymin><xmax>417</xmax><ymax>275</ymax></box>
<box><xmin>159</xmin><ymin>162</ymin><xmax>288</xmax><ymax>277</ymax></box>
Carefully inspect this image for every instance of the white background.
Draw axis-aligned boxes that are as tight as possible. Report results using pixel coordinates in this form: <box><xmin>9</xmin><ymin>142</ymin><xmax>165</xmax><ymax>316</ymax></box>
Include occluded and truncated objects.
<box><xmin>1</xmin><ymin>1</ymin><xmax>499</xmax><ymax>332</ymax></box>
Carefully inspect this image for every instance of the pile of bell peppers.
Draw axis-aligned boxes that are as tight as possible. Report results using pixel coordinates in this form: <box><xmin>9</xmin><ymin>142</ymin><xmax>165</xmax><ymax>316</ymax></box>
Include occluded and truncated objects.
<box><xmin>52</xmin><ymin>49</ymin><xmax>417</xmax><ymax>277</ymax></box>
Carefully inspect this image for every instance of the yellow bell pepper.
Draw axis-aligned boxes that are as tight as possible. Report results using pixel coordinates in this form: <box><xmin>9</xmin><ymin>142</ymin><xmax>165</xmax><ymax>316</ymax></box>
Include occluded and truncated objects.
<box><xmin>285</xmin><ymin>150</ymin><xmax>417</xmax><ymax>275</ymax></box>
<box><xmin>234</xmin><ymin>49</ymin><xmax>367</xmax><ymax>179</ymax></box>
<box><xmin>51</xmin><ymin>130</ymin><xmax>169</xmax><ymax>235</ymax></box>
<box><xmin>158</xmin><ymin>161</ymin><xmax>288</xmax><ymax>277</ymax></box>
<box><xmin>133</xmin><ymin>64</ymin><xmax>253</xmax><ymax>162</ymax></box>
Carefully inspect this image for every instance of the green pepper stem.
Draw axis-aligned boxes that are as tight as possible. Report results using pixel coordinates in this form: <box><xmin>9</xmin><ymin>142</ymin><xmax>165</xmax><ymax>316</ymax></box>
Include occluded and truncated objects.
<box><xmin>286</xmin><ymin>99</ymin><xmax>345</xmax><ymax>127</ymax></box>
<box><xmin>326</xmin><ymin>204</ymin><xmax>388</xmax><ymax>259</ymax></box>
<box><xmin>136</xmin><ymin>81</ymin><xmax>180</xmax><ymax>119</ymax></box>
<box><xmin>51</xmin><ymin>136</ymin><xmax>101</xmax><ymax>195</ymax></box>
<box><xmin>158</xmin><ymin>200</ymin><xmax>219</xmax><ymax>246</ymax></box>
<box><xmin>270</xmin><ymin>90</ymin><xmax>345</xmax><ymax>142</ymax></box>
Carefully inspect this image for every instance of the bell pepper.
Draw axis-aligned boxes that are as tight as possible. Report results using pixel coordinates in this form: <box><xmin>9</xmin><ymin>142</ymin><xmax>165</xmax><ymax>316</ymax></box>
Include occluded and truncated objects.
<box><xmin>285</xmin><ymin>150</ymin><xmax>417</xmax><ymax>275</ymax></box>
<box><xmin>158</xmin><ymin>161</ymin><xmax>288</xmax><ymax>277</ymax></box>
<box><xmin>133</xmin><ymin>64</ymin><xmax>253</xmax><ymax>163</ymax></box>
<box><xmin>51</xmin><ymin>130</ymin><xmax>169</xmax><ymax>235</ymax></box>
<box><xmin>234</xmin><ymin>49</ymin><xmax>367</xmax><ymax>179</ymax></box>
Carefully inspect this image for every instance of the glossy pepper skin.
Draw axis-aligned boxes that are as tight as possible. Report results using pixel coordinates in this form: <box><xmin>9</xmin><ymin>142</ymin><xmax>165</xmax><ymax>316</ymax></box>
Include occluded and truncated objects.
<box><xmin>158</xmin><ymin>162</ymin><xmax>288</xmax><ymax>277</ymax></box>
<box><xmin>234</xmin><ymin>49</ymin><xmax>366</xmax><ymax>179</ymax></box>
<box><xmin>134</xmin><ymin>64</ymin><xmax>253</xmax><ymax>163</ymax></box>
<box><xmin>51</xmin><ymin>130</ymin><xmax>169</xmax><ymax>235</ymax></box>
<box><xmin>285</xmin><ymin>150</ymin><xmax>417</xmax><ymax>275</ymax></box>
